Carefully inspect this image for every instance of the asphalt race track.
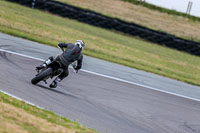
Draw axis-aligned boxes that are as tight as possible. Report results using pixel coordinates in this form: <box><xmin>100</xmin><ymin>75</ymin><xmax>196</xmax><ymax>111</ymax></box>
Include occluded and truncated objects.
<box><xmin>1</xmin><ymin>32</ymin><xmax>200</xmax><ymax>101</ymax></box>
<box><xmin>1</xmin><ymin>50</ymin><xmax>200</xmax><ymax>133</ymax></box>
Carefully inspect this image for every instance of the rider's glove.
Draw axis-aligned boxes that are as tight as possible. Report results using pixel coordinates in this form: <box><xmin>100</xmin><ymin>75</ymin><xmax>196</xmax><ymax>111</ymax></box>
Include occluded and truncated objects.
<box><xmin>74</xmin><ymin>66</ymin><xmax>80</xmax><ymax>73</ymax></box>
<box><xmin>57</xmin><ymin>43</ymin><xmax>65</xmax><ymax>52</ymax></box>
<box><xmin>58</xmin><ymin>42</ymin><xmax>64</xmax><ymax>45</ymax></box>
<box><xmin>57</xmin><ymin>43</ymin><xmax>62</xmax><ymax>48</ymax></box>
<box><xmin>75</xmin><ymin>66</ymin><xmax>80</xmax><ymax>70</ymax></box>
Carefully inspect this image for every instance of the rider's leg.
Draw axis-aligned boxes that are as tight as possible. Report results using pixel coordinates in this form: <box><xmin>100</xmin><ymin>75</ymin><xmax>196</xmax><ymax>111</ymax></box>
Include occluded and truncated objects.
<box><xmin>49</xmin><ymin>67</ymin><xmax>69</xmax><ymax>88</ymax></box>
<box><xmin>36</xmin><ymin>56</ymin><xmax>54</xmax><ymax>70</ymax></box>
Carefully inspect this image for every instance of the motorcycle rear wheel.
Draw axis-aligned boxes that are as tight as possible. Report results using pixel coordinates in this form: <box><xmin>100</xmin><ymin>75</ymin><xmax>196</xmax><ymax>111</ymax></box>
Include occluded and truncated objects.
<box><xmin>31</xmin><ymin>67</ymin><xmax>53</xmax><ymax>85</ymax></box>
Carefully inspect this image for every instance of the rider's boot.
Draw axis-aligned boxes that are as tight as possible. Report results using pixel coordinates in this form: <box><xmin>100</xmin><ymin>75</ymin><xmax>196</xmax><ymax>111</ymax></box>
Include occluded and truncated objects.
<box><xmin>36</xmin><ymin>65</ymin><xmax>45</xmax><ymax>71</ymax></box>
<box><xmin>49</xmin><ymin>77</ymin><xmax>61</xmax><ymax>88</ymax></box>
<box><xmin>36</xmin><ymin>56</ymin><xmax>54</xmax><ymax>71</ymax></box>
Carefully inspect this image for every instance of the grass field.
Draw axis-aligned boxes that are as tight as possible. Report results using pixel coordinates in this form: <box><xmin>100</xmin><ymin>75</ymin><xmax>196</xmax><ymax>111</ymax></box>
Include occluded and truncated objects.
<box><xmin>122</xmin><ymin>0</ymin><xmax>200</xmax><ymax>21</ymax></box>
<box><xmin>55</xmin><ymin>0</ymin><xmax>200</xmax><ymax>41</ymax></box>
<box><xmin>0</xmin><ymin>92</ymin><xmax>98</xmax><ymax>133</ymax></box>
<box><xmin>0</xmin><ymin>0</ymin><xmax>200</xmax><ymax>87</ymax></box>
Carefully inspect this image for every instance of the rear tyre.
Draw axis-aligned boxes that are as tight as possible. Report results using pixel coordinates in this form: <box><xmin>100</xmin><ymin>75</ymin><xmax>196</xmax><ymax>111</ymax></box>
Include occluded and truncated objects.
<box><xmin>31</xmin><ymin>68</ymin><xmax>53</xmax><ymax>85</ymax></box>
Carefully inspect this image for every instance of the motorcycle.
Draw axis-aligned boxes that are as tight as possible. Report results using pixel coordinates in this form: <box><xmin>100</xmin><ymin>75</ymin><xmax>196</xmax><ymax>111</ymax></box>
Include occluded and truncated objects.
<box><xmin>31</xmin><ymin>56</ymin><xmax>78</xmax><ymax>85</ymax></box>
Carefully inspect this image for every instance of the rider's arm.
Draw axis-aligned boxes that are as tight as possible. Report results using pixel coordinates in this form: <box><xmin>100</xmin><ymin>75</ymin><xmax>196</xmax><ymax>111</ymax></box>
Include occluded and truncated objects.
<box><xmin>58</xmin><ymin>43</ymin><xmax>69</xmax><ymax>48</ymax></box>
<box><xmin>58</xmin><ymin>43</ymin><xmax>69</xmax><ymax>52</ymax></box>
<box><xmin>76</xmin><ymin>54</ymin><xmax>83</xmax><ymax>70</ymax></box>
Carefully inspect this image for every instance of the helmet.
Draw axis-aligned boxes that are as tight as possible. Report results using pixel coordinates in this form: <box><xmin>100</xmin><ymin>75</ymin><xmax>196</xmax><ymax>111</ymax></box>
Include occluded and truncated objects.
<box><xmin>75</xmin><ymin>40</ymin><xmax>85</xmax><ymax>50</ymax></box>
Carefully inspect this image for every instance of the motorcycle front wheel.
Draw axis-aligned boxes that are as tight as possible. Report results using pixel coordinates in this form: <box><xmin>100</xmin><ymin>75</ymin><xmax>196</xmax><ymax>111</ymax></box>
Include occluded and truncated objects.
<box><xmin>31</xmin><ymin>67</ymin><xmax>53</xmax><ymax>85</ymax></box>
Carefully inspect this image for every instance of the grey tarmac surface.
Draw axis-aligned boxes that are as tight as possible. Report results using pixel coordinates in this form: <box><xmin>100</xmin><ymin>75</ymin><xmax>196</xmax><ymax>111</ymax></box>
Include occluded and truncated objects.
<box><xmin>1</xmin><ymin>32</ymin><xmax>200</xmax><ymax>100</ymax></box>
<box><xmin>1</xmin><ymin>51</ymin><xmax>200</xmax><ymax>133</ymax></box>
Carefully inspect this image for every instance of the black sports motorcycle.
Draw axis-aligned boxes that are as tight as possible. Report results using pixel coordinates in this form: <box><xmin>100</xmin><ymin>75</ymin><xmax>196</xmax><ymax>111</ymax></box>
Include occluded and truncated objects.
<box><xmin>31</xmin><ymin>57</ymin><xmax>77</xmax><ymax>85</ymax></box>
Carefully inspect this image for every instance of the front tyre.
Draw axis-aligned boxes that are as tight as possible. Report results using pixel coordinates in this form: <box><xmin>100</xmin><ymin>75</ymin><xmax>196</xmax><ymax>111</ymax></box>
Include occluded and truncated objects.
<box><xmin>31</xmin><ymin>68</ymin><xmax>53</xmax><ymax>85</ymax></box>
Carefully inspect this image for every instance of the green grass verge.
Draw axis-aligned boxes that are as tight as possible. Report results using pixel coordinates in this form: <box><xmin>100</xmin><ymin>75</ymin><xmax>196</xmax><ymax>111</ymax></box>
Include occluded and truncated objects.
<box><xmin>122</xmin><ymin>0</ymin><xmax>200</xmax><ymax>22</ymax></box>
<box><xmin>0</xmin><ymin>91</ymin><xmax>98</xmax><ymax>133</ymax></box>
<box><xmin>0</xmin><ymin>0</ymin><xmax>200</xmax><ymax>86</ymax></box>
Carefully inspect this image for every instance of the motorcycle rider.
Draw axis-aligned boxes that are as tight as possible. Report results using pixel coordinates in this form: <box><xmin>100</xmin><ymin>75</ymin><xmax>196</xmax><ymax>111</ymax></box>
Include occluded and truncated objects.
<box><xmin>36</xmin><ymin>40</ymin><xmax>85</xmax><ymax>88</ymax></box>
